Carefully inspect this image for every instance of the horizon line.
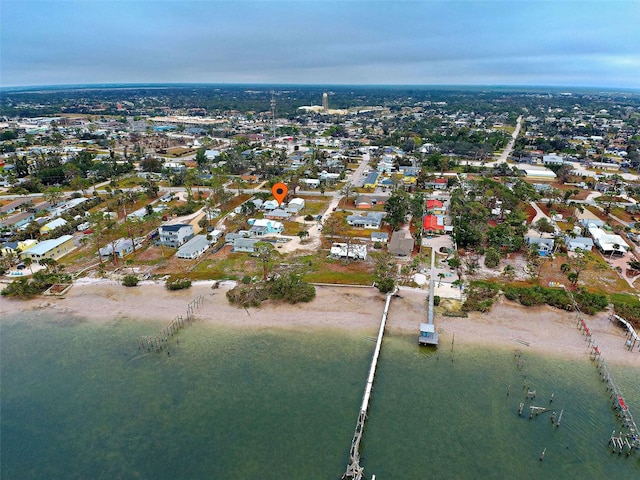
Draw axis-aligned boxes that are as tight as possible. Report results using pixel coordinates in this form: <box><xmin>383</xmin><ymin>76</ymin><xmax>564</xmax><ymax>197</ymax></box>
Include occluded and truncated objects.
<box><xmin>2</xmin><ymin>82</ymin><xmax>639</xmax><ymax>93</ymax></box>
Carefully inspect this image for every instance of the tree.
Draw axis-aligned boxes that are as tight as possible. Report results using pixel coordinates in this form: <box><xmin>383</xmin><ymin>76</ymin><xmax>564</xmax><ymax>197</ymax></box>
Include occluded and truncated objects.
<box><xmin>375</xmin><ymin>252</ymin><xmax>397</xmax><ymax>293</ymax></box>
<box><xmin>255</xmin><ymin>242</ymin><xmax>274</xmax><ymax>281</ymax></box>
<box><xmin>437</xmin><ymin>272</ymin><xmax>445</xmax><ymax>287</ymax></box>
<box><xmin>195</xmin><ymin>148</ymin><xmax>208</xmax><ymax>167</ymax></box>
<box><xmin>384</xmin><ymin>190</ymin><xmax>409</xmax><ymax>230</ymax></box>
<box><xmin>297</xmin><ymin>230</ymin><xmax>309</xmax><ymax>242</ymax></box>
<box><xmin>484</xmin><ymin>247</ymin><xmax>501</xmax><ymax>268</ymax></box>
<box><xmin>23</xmin><ymin>257</ymin><xmax>33</xmax><ymax>275</ymax></box>
<box><xmin>43</xmin><ymin>186</ymin><xmax>64</xmax><ymax>205</ymax></box>
<box><xmin>322</xmin><ymin>215</ymin><xmax>344</xmax><ymax>240</ymax></box>
<box><xmin>502</xmin><ymin>264</ymin><xmax>516</xmax><ymax>281</ymax></box>
<box><xmin>340</xmin><ymin>181</ymin><xmax>355</xmax><ymax>206</ymax></box>
<box><xmin>610</xmin><ymin>243</ymin><xmax>620</xmax><ymax>260</ymax></box>
<box><xmin>534</xmin><ymin>218</ymin><xmax>555</xmax><ymax>237</ymax></box>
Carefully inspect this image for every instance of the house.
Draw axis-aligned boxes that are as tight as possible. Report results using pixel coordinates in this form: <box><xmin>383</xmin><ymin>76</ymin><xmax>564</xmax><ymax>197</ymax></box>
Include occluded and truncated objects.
<box><xmin>588</xmin><ymin>226</ymin><xmax>629</xmax><ymax>255</ymax></box>
<box><xmin>426</xmin><ymin>199</ymin><xmax>447</xmax><ymax>215</ymax></box>
<box><xmin>158</xmin><ymin>224</ymin><xmax>194</xmax><ymax>248</ymax></box>
<box><xmin>526</xmin><ymin>236</ymin><xmax>554</xmax><ymax>255</ymax></box>
<box><xmin>330</xmin><ymin>242</ymin><xmax>367</xmax><ymax>260</ymax></box>
<box><xmin>21</xmin><ymin>235</ymin><xmax>75</xmax><ymax>264</ymax></box>
<box><xmin>425</xmin><ymin>178</ymin><xmax>448</xmax><ymax>190</ymax></box>
<box><xmin>423</xmin><ymin>214</ymin><xmax>446</xmax><ymax>233</ymax></box>
<box><xmin>566</xmin><ymin>236</ymin><xmax>594</xmax><ymax>252</ymax></box>
<box><xmin>248</xmin><ymin>218</ymin><xmax>284</xmax><ymax>234</ymax></box>
<box><xmin>264</xmin><ymin>208</ymin><xmax>291</xmax><ymax>220</ymax></box>
<box><xmin>301</xmin><ymin>178</ymin><xmax>321</xmax><ymax>189</ymax></box>
<box><xmin>262</xmin><ymin>199</ymin><xmax>279</xmax><ymax>211</ymax></box>
<box><xmin>233</xmin><ymin>237</ymin><xmax>260</xmax><ymax>253</ymax></box>
<box><xmin>346</xmin><ymin>212</ymin><xmax>384</xmax><ymax>229</ymax></box>
<box><xmin>287</xmin><ymin>198</ymin><xmax>305</xmax><ymax>213</ymax></box>
<box><xmin>39</xmin><ymin>218</ymin><xmax>68</xmax><ymax>235</ymax></box>
<box><xmin>99</xmin><ymin>238</ymin><xmax>135</xmax><ymax>259</ymax></box>
<box><xmin>371</xmin><ymin>232</ymin><xmax>389</xmax><ymax>243</ymax></box>
<box><xmin>363</xmin><ymin>171</ymin><xmax>380</xmax><ymax>189</ymax></box>
<box><xmin>0</xmin><ymin>212</ymin><xmax>35</xmax><ymax>232</ymax></box>
<box><xmin>249</xmin><ymin>225</ymin><xmax>269</xmax><ymax>237</ymax></box>
<box><xmin>355</xmin><ymin>194</ymin><xmax>387</xmax><ymax>209</ymax></box>
<box><xmin>0</xmin><ymin>198</ymin><xmax>31</xmax><ymax>215</ymax></box>
<box><xmin>208</xmin><ymin>229</ymin><xmax>224</xmax><ymax>243</ymax></box>
<box><xmin>388</xmin><ymin>230</ymin><xmax>414</xmax><ymax>256</ymax></box>
<box><xmin>177</xmin><ymin>235</ymin><xmax>211</xmax><ymax>259</ymax></box>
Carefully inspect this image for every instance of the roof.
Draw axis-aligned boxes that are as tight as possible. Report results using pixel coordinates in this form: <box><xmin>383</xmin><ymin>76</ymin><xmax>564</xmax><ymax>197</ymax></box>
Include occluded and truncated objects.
<box><xmin>99</xmin><ymin>238</ymin><xmax>133</xmax><ymax>255</ymax></box>
<box><xmin>388</xmin><ymin>230</ymin><xmax>414</xmax><ymax>256</ymax></box>
<box><xmin>160</xmin><ymin>223</ymin><xmax>192</xmax><ymax>232</ymax></box>
<box><xmin>43</xmin><ymin>218</ymin><xmax>67</xmax><ymax>230</ymax></box>
<box><xmin>364</xmin><ymin>171</ymin><xmax>379</xmax><ymax>185</ymax></box>
<box><xmin>426</xmin><ymin>199</ymin><xmax>443</xmax><ymax>209</ymax></box>
<box><xmin>177</xmin><ymin>235</ymin><xmax>210</xmax><ymax>255</ymax></box>
<box><xmin>423</xmin><ymin>214</ymin><xmax>445</xmax><ymax>230</ymax></box>
<box><xmin>26</xmin><ymin>235</ymin><xmax>73</xmax><ymax>255</ymax></box>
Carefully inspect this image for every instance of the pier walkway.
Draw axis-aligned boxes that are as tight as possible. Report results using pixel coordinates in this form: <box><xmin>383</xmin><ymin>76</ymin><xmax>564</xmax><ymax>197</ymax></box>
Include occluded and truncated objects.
<box><xmin>419</xmin><ymin>248</ymin><xmax>439</xmax><ymax>345</ymax></box>
<box><xmin>567</xmin><ymin>290</ymin><xmax>639</xmax><ymax>455</ymax></box>
<box><xmin>342</xmin><ymin>290</ymin><xmax>395</xmax><ymax>480</ymax></box>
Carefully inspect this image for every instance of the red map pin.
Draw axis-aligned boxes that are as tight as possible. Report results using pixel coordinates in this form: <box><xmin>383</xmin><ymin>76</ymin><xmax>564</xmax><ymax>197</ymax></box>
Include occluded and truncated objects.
<box><xmin>272</xmin><ymin>182</ymin><xmax>288</xmax><ymax>205</ymax></box>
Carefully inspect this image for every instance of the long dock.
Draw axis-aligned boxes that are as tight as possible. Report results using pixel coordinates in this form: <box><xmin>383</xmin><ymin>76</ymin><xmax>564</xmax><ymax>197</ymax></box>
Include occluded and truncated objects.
<box><xmin>342</xmin><ymin>290</ymin><xmax>395</xmax><ymax>480</ymax></box>
<box><xmin>419</xmin><ymin>249</ymin><xmax>438</xmax><ymax>346</ymax></box>
<box><xmin>567</xmin><ymin>290</ymin><xmax>639</xmax><ymax>455</ymax></box>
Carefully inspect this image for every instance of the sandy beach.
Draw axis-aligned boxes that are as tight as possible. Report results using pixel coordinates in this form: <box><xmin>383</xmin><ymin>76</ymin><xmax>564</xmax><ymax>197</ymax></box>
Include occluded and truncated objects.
<box><xmin>2</xmin><ymin>280</ymin><xmax>638</xmax><ymax>367</ymax></box>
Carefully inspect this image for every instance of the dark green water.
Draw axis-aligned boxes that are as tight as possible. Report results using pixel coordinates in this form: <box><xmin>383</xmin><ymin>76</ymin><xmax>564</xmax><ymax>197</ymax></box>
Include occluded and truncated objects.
<box><xmin>1</xmin><ymin>311</ymin><xmax>639</xmax><ymax>479</ymax></box>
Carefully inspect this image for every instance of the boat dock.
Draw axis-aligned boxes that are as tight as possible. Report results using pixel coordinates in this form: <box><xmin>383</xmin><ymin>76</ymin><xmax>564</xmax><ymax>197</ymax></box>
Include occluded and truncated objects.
<box><xmin>419</xmin><ymin>249</ymin><xmax>439</xmax><ymax>346</ymax></box>
<box><xmin>341</xmin><ymin>290</ymin><xmax>395</xmax><ymax>480</ymax></box>
<box><xmin>609</xmin><ymin>313</ymin><xmax>640</xmax><ymax>352</ymax></box>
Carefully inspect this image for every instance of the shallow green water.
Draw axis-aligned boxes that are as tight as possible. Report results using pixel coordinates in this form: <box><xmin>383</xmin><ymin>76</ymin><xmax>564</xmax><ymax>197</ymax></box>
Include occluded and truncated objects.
<box><xmin>1</xmin><ymin>311</ymin><xmax>639</xmax><ymax>479</ymax></box>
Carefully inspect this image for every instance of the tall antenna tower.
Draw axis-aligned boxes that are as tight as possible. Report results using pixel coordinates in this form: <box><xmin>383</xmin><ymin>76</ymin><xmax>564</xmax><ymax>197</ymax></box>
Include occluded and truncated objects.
<box><xmin>270</xmin><ymin>90</ymin><xmax>276</xmax><ymax>146</ymax></box>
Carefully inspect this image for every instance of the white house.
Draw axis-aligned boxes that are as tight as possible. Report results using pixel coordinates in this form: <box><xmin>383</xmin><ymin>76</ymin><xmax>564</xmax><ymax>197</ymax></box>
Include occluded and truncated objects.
<box><xmin>158</xmin><ymin>224</ymin><xmax>194</xmax><ymax>248</ymax></box>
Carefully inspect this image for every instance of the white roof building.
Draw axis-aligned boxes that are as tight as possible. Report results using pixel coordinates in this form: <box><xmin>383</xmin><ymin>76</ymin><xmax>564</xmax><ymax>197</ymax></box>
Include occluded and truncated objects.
<box><xmin>588</xmin><ymin>226</ymin><xmax>629</xmax><ymax>254</ymax></box>
<box><xmin>330</xmin><ymin>243</ymin><xmax>367</xmax><ymax>260</ymax></box>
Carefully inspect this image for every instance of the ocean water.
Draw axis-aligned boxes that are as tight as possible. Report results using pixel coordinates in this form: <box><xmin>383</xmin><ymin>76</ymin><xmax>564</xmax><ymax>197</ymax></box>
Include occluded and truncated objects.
<box><xmin>1</xmin><ymin>310</ymin><xmax>639</xmax><ymax>479</ymax></box>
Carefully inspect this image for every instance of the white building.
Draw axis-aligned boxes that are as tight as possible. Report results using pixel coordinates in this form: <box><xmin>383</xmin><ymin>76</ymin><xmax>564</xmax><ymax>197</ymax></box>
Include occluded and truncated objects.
<box><xmin>330</xmin><ymin>243</ymin><xmax>367</xmax><ymax>260</ymax></box>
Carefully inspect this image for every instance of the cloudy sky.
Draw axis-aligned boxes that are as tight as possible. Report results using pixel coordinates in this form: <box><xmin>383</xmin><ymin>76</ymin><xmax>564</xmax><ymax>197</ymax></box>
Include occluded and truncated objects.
<box><xmin>1</xmin><ymin>0</ymin><xmax>639</xmax><ymax>88</ymax></box>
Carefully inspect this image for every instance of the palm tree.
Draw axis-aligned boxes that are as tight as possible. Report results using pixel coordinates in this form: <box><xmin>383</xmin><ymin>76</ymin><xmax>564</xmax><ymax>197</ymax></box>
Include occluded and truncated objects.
<box><xmin>610</xmin><ymin>243</ymin><xmax>620</xmax><ymax>260</ymax></box>
<box><xmin>23</xmin><ymin>257</ymin><xmax>33</xmax><ymax>275</ymax></box>
<box><xmin>437</xmin><ymin>272</ymin><xmax>445</xmax><ymax>287</ymax></box>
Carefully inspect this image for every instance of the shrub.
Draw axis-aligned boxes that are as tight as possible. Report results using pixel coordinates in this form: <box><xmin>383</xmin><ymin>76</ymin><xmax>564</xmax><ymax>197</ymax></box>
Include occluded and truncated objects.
<box><xmin>122</xmin><ymin>275</ymin><xmax>139</xmax><ymax>287</ymax></box>
<box><xmin>241</xmin><ymin>275</ymin><xmax>252</xmax><ymax>284</ymax></box>
<box><xmin>484</xmin><ymin>247</ymin><xmax>501</xmax><ymax>269</ymax></box>
<box><xmin>166</xmin><ymin>278</ymin><xmax>192</xmax><ymax>290</ymax></box>
<box><xmin>433</xmin><ymin>295</ymin><xmax>441</xmax><ymax>306</ymax></box>
<box><xmin>376</xmin><ymin>277</ymin><xmax>396</xmax><ymax>294</ymax></box>
<box><xmin>268</xmin><ymin>273</ymin><xmax>316</xmax><ymax>304</ymax></box>
<box><xmin>304</xmin><ymin>214</ymin><xmax>314</xmax><ymax>222</ymax></box>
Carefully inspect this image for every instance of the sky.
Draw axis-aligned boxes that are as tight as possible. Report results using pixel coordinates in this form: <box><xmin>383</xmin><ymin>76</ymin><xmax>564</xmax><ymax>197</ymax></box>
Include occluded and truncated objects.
<box><xmin>1</xmin><ymin>0</ymin><xmax>639</xmax><ymax>89</ymax></box>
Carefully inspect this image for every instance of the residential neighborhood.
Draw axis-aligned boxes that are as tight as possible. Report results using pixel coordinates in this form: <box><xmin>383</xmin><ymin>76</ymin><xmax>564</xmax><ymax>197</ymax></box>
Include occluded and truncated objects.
<box><xmin>1</xmin><ymin>87</ymin><xmax>639</xmax><ymax>329</ymax></box>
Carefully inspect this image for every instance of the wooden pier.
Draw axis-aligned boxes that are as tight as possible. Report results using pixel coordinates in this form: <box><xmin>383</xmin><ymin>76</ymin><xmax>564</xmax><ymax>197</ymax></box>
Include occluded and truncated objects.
<box><xmin>136</xmin><ymin>295</ymin><xmax>205</xmax><ymax>353</ymax></box>
<box><xmin>342</xmin><ymin>290</ymin><xmax>395</xmax><ymax>480</ymax></box>
<box><xmin>419</xmin><ymin>250</ymin><xmax>439</xmax><ymax>346</ymax></box>
<box><xmin>566</xmin><ymin>290</ymin><xmax>639</xmax><ymax>456</ymax></box>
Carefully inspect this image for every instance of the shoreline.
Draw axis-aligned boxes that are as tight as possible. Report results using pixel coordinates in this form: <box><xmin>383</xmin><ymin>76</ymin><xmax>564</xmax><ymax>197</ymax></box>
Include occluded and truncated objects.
<box><xmin>1</xmin><ymin>281</ymin><xmax>639</xmax><ymax>368</ymax></box>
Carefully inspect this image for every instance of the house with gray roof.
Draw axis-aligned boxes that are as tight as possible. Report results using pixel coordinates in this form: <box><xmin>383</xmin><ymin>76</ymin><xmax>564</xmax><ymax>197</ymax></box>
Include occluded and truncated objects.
<box><xmin>388</xmin><ymin>230</ymin><xmax>414</xmax><ymax>256</ymax></box>
<box><xmin>177</xmin><ymin>235</ymin><xmax>211</xmax><ymax>259</ymax></box>
<box><xmin>346</xmin><ymin>212</ymin><xmax>384</xmax><ymax>229</ymax></box>
<box><xmin>233</xmin><ymin>237</ymin><xmax>260</xmax><ymax>253</ymax></box>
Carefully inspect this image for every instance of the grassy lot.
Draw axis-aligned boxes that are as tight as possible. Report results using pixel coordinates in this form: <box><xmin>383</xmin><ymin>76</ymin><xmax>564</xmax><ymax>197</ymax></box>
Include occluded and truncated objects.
<box><xmin>297</xmin><ymin>252</ymin><xmax>375</xmax><ymax>285</ymax></box>
<box><xmin>115</xmin><ymin>176</ymin><xmax>146</xmax><ymax>188</ymax></box>
<box><xmin>538</xmin><ymin>251</ymin><xmax>635</xmax><ymax>295</ymax></box>
<box><xmin>299</xmin><ymin>199</ymin><xmax>331</xmax><ymax>216</ymax></box>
